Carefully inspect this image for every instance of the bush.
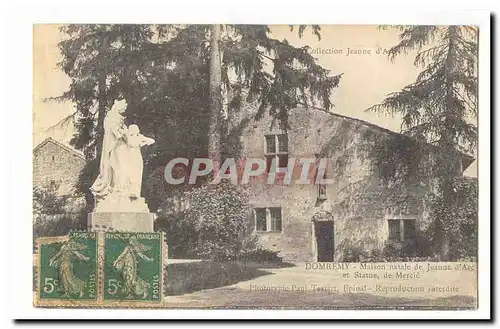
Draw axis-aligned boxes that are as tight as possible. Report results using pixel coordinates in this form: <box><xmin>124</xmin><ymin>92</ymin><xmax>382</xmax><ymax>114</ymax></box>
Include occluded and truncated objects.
<box><xmin>427</xmin><ymin>177</ymin><xmax>478</xmax><ymax>261</ymax></box>
<box><xmin>341</xmin><ymin>235</ymin><xmax>435</xmax><ymax>262</ymax></box>
<box><xmin>341</xmin><ymin>243</ymin><xmax>365</xmax><ymax>262</ymax></box>
<box><xmin>33</xmin><ymin>213</ymin><xmax>86</xmax><ymax>249</ymax></box>
<box><xmin>33</xmin><ymin>182</ymin><xmax>86</xmax><ymax>249</ymax></box>
<box><xmin>33</xmin><ymin>182</ymin><xmax>69</xmax><ymax>217</ymax></box>
<box><xmin>156</xmin><ymin>212</ymin><xmax>199</xmax><ymax>259</ymax></box>
<box><xmin>183</xmin><ymin>182</ymin><xmax>258</xmax><ymax>261</ymax></box>
<box><xmin>238</xmin><ymin>247</ymin><xmax>283</xmax><ymax>263</ymax></box>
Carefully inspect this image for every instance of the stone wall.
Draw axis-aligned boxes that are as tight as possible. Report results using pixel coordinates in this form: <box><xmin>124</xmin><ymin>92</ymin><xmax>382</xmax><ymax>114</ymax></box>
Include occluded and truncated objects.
<box><xmin>33</xmin><ymin>139</ymin><xmax>87</xmax><ymax>203</ymax></box>
<box><xmin>228</xmin><ymin>105</ymin><xmax>438</xmax><ymax>262</ymax></box>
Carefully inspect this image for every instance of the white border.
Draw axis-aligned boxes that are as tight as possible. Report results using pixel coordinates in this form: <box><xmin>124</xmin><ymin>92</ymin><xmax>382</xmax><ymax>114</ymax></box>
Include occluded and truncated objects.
<box><xmin>3</xmin><ymin>0</ymin><xmax>492</xmax><ymax>321</ymax></box>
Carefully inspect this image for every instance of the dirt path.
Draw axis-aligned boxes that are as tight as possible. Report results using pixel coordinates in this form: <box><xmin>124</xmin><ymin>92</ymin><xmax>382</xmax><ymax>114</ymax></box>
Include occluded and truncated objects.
<box><xmin>164</xmin><ymin>262</ymin><xmax>477</xmax><ymax>308</ymax></box>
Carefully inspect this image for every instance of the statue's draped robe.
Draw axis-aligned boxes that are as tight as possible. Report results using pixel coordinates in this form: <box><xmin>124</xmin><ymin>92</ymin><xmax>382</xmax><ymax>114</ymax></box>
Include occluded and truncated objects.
<box><xmin>90</xmin><ymin>111</ymin><xmax>125</xmax><ymax>197</ymax></box>
<box><xmin>113</xmin><ymin>132</ymin><xmax>155</xmax><ymax>197</ymax></box>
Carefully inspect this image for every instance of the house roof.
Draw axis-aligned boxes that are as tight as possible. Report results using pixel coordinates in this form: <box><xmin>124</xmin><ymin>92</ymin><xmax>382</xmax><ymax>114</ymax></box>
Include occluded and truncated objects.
<box><xmin>33</xmin><ymin>137</ymin><xmax>87</xmax><ymax>162</ymax></box>
<box><xmin>307</xmin><ymin>105</ymin><xmax>476</xmax><ymax>172</ymax></box>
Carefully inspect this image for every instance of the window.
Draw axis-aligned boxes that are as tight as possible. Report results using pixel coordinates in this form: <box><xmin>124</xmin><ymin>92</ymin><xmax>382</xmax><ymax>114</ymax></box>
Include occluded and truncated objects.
<box><xmin>255</xmin><ymin>208</ymin><xmax>267</xmax><ymax>232</ymax></box>
<box><xmin>277</xmin><ymin>134</ymin><xmax>288</xmax><ymax>152</ymax></box>
<box><xmin>388</xmin><ymin>220</ymin><xmax>401</xmax><ymax>241</ymax></box>
<box><xmin>264</xmin><ymin>134</ymin><xmax>288</xmax><ymax>173</ymax></box>
<box><xmin>318</xmin><ymin>185</ymin><xmax>327</xmax><ymax>200</ymax></box>
<box><xmin>265</xmin><ymin>135</ymin><xmax>276</xmax><ymax>153</ymax></box>
<box><xmin>315</xmin><ymin>163</ymin><xmax>328</xmax><ymax>200</ymax></box>
<box><xmin>388</xmin><ymin>219</ymin><xmax>416</xmax><ymax>242</ymax></box>
<box><xmin>269</xmin><ymin>207</ymin><xmax>282</xmax><ymax>232</ymax></box>
<box><xmin>254</xmin><ymin>207</ymin><xmax>283</xmax><ymax>232</ymax></box>
<box><xmin>403</xmin><ymin>219</ymin><xmax>416</xmax><ymax>240</ymax></box>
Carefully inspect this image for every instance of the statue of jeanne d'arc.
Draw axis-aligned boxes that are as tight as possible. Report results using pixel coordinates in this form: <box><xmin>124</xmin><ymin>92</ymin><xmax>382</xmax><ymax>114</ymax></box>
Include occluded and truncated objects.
<box><xmin>90</xmin><ymin>100</ymin><xmax>155</xmax><ymax>201</ymax></box>
<box><xmin>90</xmin><ymin>99</ymin><xmax>128</xmax><ymax>198</ymax></box>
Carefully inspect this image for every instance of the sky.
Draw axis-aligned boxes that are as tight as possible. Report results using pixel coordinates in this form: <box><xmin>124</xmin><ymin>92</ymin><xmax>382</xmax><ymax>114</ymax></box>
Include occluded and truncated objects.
<box><xmin>32</xmin><ymin>24</ymin><xmax>477</xmax><ymax>177</ymax></box>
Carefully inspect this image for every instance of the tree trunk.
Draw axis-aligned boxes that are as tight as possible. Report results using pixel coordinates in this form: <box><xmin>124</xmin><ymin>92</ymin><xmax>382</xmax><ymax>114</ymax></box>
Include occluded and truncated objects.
<box><xmin>437</xmin><ymin>26</ymin><xmax>458</xmax><ymax>261</ymax></box>
<box><xmin>96</xmin><ymin>28</ymin><xmax>108</xmax><ymax>163</ymax></box>
<box><xmin>208</xmin><ymin>24</ymin><xmax>222</xmax><ymax>173</ymax></box>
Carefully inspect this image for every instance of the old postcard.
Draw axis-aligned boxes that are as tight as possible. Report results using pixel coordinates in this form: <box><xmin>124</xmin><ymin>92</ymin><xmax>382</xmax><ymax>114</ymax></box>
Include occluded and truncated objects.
<box><xmin>31</xmin><ymin>22</ymin><xmax>484</xmax><ymax>313</ymax></box>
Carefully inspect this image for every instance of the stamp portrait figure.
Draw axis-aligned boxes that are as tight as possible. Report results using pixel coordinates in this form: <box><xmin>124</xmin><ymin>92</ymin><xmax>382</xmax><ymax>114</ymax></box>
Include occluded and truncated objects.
<box><xmin>113</xmin><ymin>236</ymin><xmax>154</xmax><ymax>299</ymax></box>
<box><xmin>48</xmin><ymin>240</ymin><xmax>90</xmax><ymax>298</ymax></box>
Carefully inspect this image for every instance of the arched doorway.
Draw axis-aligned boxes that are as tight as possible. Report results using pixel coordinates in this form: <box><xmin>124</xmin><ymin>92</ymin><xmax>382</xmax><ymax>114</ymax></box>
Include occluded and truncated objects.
<box><xmin>312</xmin><ymin>211</ymin><xmax>334</xmax><ymax>262</ymax></box>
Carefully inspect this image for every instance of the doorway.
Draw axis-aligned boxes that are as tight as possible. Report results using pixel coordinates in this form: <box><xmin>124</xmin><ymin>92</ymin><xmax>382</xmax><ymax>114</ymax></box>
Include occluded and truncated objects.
<box><xmin>314</xmin><ymin>221</ymin><xmax>334</xmax><ymax>262</ymax></box>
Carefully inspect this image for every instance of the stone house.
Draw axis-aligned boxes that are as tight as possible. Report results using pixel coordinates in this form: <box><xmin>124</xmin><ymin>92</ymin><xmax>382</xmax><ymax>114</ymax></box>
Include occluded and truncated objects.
<box><xmin>223</xmin><ymin>105</ymin><xmax>474</xmax><ymax>262</ymax></box>
<box><xmin>148</xmin><ymin>103</ymin><xmax>474</xmax><ymax>262</ymax></box>
<box><xmin>33</xmin><ymin>137</ymin><xmax>87</xmax><ymax>212</ymax></box>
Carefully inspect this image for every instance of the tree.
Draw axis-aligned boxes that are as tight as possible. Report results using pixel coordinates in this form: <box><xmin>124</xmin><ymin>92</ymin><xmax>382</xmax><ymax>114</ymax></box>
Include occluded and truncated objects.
<box><xmin>208</xmin><ymin>24</ymin><xmax>222</xmax><ymax>170</ymax></box>
<box><xmin>155</xmin><ymin>24</ymin><xmax>342</xmax><ymax>162</ymax></box>
<box><xmin>428</xmin><ymin>177</ymin><xmax>477</xmax><ymax>260</ymax></box>
<box><xmin>56</xmin><ymin>24</ymin><xmax>341</xmax><ymax>162</ymax></box>
<box><xmin>52</xmin><ymin>25</ymin><xmax>157</xmax><ymax>205</ymax></box>
<box><xmin>54</xmin><ymin>24</ymin><xmax>341</xmax><ymax>211</ymax></box>
<box><xmin>367</xmin><ymin>26</ymin><xmax>478</xmax><ymax>260</ymax></box>
<box><xmin>55</xmin><ymin>25</ymin><xmax>155</xmax><ymax>160</ymax></box>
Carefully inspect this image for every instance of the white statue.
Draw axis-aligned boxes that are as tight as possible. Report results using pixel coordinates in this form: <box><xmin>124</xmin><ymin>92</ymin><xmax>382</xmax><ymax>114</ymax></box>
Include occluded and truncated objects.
<box><xmin>90</xmin><ymin>100</ymin><xmax>155</xmax><ymax>212</ymax></box>
<box><xmin>112</xmin><ymin>124</ymin><xmax>155</xmax><ymax>198</ymax></box>
<box><xmin>91</xmin><ymin>99</ymin><xmax>127</xmax><ymax>197</ymax></box>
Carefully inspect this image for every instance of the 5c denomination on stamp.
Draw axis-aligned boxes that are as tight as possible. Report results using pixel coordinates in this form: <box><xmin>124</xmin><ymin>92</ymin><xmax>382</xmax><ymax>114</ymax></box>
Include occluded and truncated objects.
<box><xmin>35</xmin><ymin>232</ymin><xmax>98</xmax><ymax>306</ymax></box>
<box><xmin>102</xmin><ymin>232</ymin><xmax>164</xmax><ymax>303</ymax></box>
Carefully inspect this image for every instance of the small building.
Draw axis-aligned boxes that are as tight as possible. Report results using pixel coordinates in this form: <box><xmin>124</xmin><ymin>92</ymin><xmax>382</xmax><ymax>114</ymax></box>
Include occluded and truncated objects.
<box><xmin>33</xmin><ymin>137</ymin><xmax>87</xmax><ymax>212</ymax></box>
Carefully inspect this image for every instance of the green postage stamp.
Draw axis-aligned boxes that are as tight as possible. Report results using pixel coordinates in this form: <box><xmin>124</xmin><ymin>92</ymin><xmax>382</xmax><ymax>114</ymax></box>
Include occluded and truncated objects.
<box><xmin>34</xmin><ymin>231</ymin><xmax>165</xmax><ymax>307</ymax></box>
<box><xmin>102</xmin><ymin>232</ymin><xmax>163</xmax><ymax>303</ymax></box>
<box><xmin>35</xmin><ymin>232</ymin><xmax>98</xmax><ymax>305</ymax></box>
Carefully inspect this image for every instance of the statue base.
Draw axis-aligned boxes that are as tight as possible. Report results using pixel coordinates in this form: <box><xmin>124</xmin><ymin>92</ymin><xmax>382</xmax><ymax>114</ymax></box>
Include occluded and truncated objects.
<box><xmin>92</xmin><ymin>193</ymin><xmax>150</xmax><ymax>213</ymax></box>
<box><xmin>88</xmin><ymin>212</ymin><xmax>154</xmax><ymax>232</ymax></box>
<box><xmin>88</xmin><ymin>193</ymin><xmax>154</xmax><ymax>232</ymax></box>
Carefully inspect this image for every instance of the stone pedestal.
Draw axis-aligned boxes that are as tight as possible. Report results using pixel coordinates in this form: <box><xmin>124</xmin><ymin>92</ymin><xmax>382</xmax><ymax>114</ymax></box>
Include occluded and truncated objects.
<box><xmin>88</xmin><ymin>212</ymin><xmax>154</xmax><ymax>232</ymax></box>
<box><xmin>88</xmin><ymin>193</ymin><xmax>154</xmax><ymax>232</ymax></box>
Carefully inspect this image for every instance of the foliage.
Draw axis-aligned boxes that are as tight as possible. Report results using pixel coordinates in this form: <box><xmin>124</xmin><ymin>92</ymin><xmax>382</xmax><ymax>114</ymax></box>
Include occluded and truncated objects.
<box><xmin>33</xmin><ymin>182</ymin><xmax>69</xmax><ymax>217</ymax></box>
<box><xmin>367</xmin><ymin>25</ymin><xmax>478</xmax><ymax>259</ymax></box>
<box><xmin>368</xmin><ymin>26</ymin><xmax>477</xmax><ymax>156</ymax></box>
<box><xmin>427</xmin><ymin>177</ymin><xmax>478</xmax><ymax>260</ymax></box>
<box><xmin>55</xmin><ymin>25</ymin><xmax>156</xmax><ymax>159</ymax></box>
<box><xmin>53</xmin><ymin>24</ymin><xmax>342</xmax><ymax>203</ymax></box>
<box><xmin>238</xmin><ymin>247</ymin><xmax>283</xmax><ymax>263</ymax></box>
<box><xmin>33</xmin><ymin>182</ymin><xmax>87</xmax><ymax>248</ymax></box>
<box><xmin>341</xmin><ymin>241</ymin><xmax>435</xmax><ymax>263</ymax></box>
<box><xmin>218</xmin><ymin>25</ymin><xmax>341</xmax><ymax>129</ymax></box>
<box><xmin>341</xmin><ymin>243</ymin><xmax>364</xmax><ymax>263</ymax></box>
<box><xmin>182</xmin><ymin>182</ymin><xmax>258</xmax><ymax>260</ymax></box>
<box><xmin>156</xmin><ymin>212</ymin><xmax>199</xmax><ymax>259</ymax></box>
<box><xmin>336</xmin><ymin>176</ymin><xmax>477</xmax><ymax>263</ymax></box>
<box><xmin>339</xmin><ymin>223</ymin><xmax>435</xmax><ymax>262</ymax></box>
<box><xmin>33</xmin><ymin>213</ymin><xmax>86</xmax><ymax>247</ymax></box>
<box><xmin>321</xmin><ymin>120</ymin><xmax>430</xmax><ymax>221</ymax></box>
<box><xmin>156</xmin><ymin>184</ymin><xmax>282</xmax><ymax>261</ymax></box>
<box><xmin>380</xmin><ymin>236</ymin><xmax>431</xmax><ymax>261</ymax></box>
